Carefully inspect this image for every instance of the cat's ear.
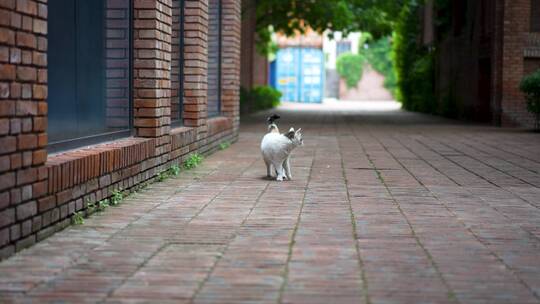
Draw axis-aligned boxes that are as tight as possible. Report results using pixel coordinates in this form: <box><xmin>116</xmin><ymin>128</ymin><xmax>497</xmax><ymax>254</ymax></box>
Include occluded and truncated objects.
<box><xmin>286</xmin><ymin>128</ymin><xmax>295</xmax><ymax>139</ymax></box>
<box><xmin>295</xmin><ymin>128</ymin><xmax>302</xmax><ymax>134</ymax></box>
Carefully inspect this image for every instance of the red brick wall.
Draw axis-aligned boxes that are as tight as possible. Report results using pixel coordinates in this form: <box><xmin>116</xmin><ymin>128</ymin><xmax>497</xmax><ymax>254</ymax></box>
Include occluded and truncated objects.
<box><xmin>0</xmin><ymin>0</ymin><xmax>241</xmax><ymax>260</ymax></box>
<box><xmin>222</xmin><ymin>0</ymin><xmax>241</xmax><ymax>131</ymax></box>
<box><xmin>0</xmin><ymin>0</ymin><xmax>48</xmax><ymax>257</ymax></box>
<box><xmin>239</xmin><ymin>0</ymin><xmax>268</xmax><ymax>113</ymax></box>
<box><xmin>525</xmin><ymin>58</ymin><xmax>540</xmax><ymax>74</ymax></box>
<box><xmin>500</xmin><ymin>0</ymin><xmax>535</xmax><ymax>127</ymax></box>
<box><xmin>240</xmin><ymin>0</ymin><xmax>256</xmax><ymax>91</ymax></box>
<box><xmin>183</xmin><ymin>0</ymin><xmax>208</xmax><ymax>134</ymax></box>
<box><xmin>133</xmin><ymin>0</ymin><xmax>172</xmax><ymax>139</ymax></box>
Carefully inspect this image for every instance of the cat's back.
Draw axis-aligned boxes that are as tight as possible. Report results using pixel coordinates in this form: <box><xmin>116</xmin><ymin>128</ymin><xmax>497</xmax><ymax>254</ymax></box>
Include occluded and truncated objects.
<box><xmin>261</xmin><ymin>133</ymin><xmax>287</xmax><ymax>155</ymax></box>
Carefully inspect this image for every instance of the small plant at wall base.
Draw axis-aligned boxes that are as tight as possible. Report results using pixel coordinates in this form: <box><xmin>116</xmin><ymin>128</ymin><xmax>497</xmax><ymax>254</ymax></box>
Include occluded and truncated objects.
<box><xmin>72</xmin><ymin>212</ymin><xmax>84</xmax><ymax>225</ymax></box>
<box><xmin>240</xmin><ymin>86</ymin><xmax>282</xmax><ymax>113</ymax></box>
<box><xmin>111</xmin><ymin>189</ymin><xmax>124</xmax><ymax>206</ymax></box>
<box><xmin>86</xmin><ymin>200</ymin><xmax>96</xmax><ymax>215</ymax></box>
<box><xmin>520</xmin><ymin>69</ymin><xmax>540</xmax><ymax>131</ymax></box>
<box><xmin>157</xmin><ymin>171</ymin><xmax>168</xmax><ymax>182</ymax></box>
<box><xmin>184</xmin><ymin>154</ymin><xmax>203</xmax><ymax>170</ymax></box>
<box><xmin>219</xmin><ymin>142</ymin><xmax>231</xmax><ymax>150</ymax></box>
<box><xmin>97</xmin><ymin>199</ymin><xmax>110</xmax><ymax>212</ymax></box>
<box><xmin>169</xmin><ymin>164</ymin><xmax>181</xmax><ymax>177</ymax></box>
<box><xmin>336</xmin><ymin>53</ymin><xmax>366</xmax><ymax>89</ymax></box>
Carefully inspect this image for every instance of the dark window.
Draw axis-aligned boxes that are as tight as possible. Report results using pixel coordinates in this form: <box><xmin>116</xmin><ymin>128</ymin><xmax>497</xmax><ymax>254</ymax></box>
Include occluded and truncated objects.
<box><xmin>207</xmin><ymin>0</ymin><xmax>222</xmax><ymax>117</ymax></box>
<box><xmin>48</xmin><ymin>0</ymin><xmax>132</xmax><ymax>152</ymax></box>
<box><xmin>453</xmin><ymin>0</ymin><xmax>467</xmax><ymax>36</ymax></box>
<box><xmin>532</xmin><ymin>0</ymin><xmax>540</xmax><ymax>32</ymax></box>
<box><xmin>336</xmin><ymin>41</ymin><xmax>352</xmax><ymax>57</ymax></box>
<box><xmin>171</xmin><ymin>0</ymin><xmax>184</xmax><ymax>126</ymax></box>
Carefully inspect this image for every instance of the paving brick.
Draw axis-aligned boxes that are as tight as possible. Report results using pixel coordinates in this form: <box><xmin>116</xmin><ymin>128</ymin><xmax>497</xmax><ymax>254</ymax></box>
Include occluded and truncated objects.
<box><xmin>0</xmin><ymin>102</ymin><xmax>538</xmax><ymax>303</ymax></box>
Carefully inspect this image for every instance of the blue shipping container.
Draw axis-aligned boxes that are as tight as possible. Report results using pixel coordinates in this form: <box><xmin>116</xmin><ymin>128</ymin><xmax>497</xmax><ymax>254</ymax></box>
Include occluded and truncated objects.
<box><xmin>275</xmin><ymin>47</ymin><xmax>324</xmax><ymax>103</ymax></box>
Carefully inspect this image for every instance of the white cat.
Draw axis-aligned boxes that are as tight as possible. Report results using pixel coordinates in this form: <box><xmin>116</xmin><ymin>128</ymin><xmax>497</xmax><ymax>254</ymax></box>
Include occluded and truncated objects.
<box><xmin>261</xmin><ymin>115</ymin><xmax>303</xmax><ymax>181</ymax></box>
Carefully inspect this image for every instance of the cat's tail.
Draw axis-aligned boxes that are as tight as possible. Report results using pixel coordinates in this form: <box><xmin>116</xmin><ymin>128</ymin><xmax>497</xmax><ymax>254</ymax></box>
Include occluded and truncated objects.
<box><xmin>267</xmin><ymin>114</ymin><xmax>280</xmax><ymax>133</ymax></box>
<box><xmin>267</xmin><ymin>114</ymin><xmax>280</xmax><ymax>124</ymax></box>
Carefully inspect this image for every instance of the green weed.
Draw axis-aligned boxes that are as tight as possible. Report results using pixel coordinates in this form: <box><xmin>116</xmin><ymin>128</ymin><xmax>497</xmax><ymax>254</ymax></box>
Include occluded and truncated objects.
<box><xmin>87</xmin><ymin>200</ymin><xmax>96</xmax><ymax>214</ymax></box>
<box><xmin>158</xmin><ymin>171</ymin><xmax>168</xmax><ymax>182</ymax></box>
<box><xmin>219</xmin><ymin>142</ymin><xmax>230</xmax><ymax>150</ymax></box>
<box><xmin>97</xmin><ymin>199</ymin><xmax>110</xmax><ymax>212</ymax></box>
<box><xmin>72</xmin><ymin>211</ymin><xmax>84</xmax><ymax>225</ymax></box>
<box><xmin>111</xmin><ymin>189</ymin><xmax>124</xmax><ymax>206</ymax></box>
<box><xmin>169</xmin><ymin>164</ymin><xmax>181</xmax><ymax>176</ymax></box>
<box><xmin>184</xmin><ymin>153</ymin><xmax>203</xmax><ymax>170</ymax></box>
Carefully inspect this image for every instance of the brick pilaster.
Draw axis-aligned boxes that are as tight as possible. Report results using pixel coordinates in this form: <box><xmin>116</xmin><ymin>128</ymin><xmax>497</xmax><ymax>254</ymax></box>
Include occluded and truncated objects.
<box><xmin>500</xmin><ymin>0</ymin><xmax>532</xmax><ymax>127</ymax></box>
<box><xmin>0</xmin><ymin>0</ymin><xmax>48</xmax><ymax>255</ymax></box>
<box><xmin>183</xmin><ymin>0</ymin><xmax>208</xmax><ymax>136</ymax></box>
<box><xmin>221</xmin><ymin>0</ymin><xmax>241</xmax><ymax>131</ymax></box>
<box><xmin>133</xmin><ymin>0</ymin><xmax>172</xmax><ymax>138</ymax></box>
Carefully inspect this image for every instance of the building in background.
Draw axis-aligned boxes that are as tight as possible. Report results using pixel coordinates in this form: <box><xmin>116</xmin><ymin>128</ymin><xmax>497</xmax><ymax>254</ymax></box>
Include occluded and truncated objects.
<box><xmin>323</xmin><ymin>32</ymin><xmax>361</xmax><ymax>99</ymax></box>
<box><xmin>323</xmin><ymin>32</ymin><xmax>393</xmax><ymax>101</ymax></box>
<box><xmin>240</xmin><ymin>0</ymin><xmax>269</xmax><ymax>113</ymax></box>
<box><xmin>425</xmin><ymin>0</ymin><xmax>540</xmax><ymax>127</ymax></box>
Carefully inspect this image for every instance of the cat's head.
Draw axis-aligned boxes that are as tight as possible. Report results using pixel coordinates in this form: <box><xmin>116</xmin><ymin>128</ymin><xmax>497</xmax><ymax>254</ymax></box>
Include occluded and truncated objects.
<box><xmin>286</xmin><ymin>127</ymin><xmax>304</xmax><ymax>146</ymax></box>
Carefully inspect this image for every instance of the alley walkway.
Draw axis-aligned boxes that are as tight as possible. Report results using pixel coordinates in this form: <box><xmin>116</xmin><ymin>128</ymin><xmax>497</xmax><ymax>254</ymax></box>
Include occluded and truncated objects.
<box><xmin>1</xmin><ymin>101</ymin><xmax>540</xmax><ymax>304</ymax></box>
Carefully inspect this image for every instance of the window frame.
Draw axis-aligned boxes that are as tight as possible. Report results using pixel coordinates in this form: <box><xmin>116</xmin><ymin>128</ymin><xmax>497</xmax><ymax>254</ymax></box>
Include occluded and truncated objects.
<box><xmin>532</xmin><ymin>0</ymin><xmax>540</xmax><ymax>32</ymax></box>
<box><xmin>171</xmin><ymin>0</ymin><xmax>185</xmax><ymax>127</ymax></box>
<box><xmin>207</xmin><ymin>0</ymin><xmax>223</xmax><ymax>118</ymax></box>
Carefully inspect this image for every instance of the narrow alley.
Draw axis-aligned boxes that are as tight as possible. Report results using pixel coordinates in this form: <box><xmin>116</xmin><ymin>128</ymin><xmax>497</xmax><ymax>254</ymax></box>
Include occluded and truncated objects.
<box><xmin>1</xmin><ymin>102</ymin><xmax>539</xmax><ymax>304</ymax></box>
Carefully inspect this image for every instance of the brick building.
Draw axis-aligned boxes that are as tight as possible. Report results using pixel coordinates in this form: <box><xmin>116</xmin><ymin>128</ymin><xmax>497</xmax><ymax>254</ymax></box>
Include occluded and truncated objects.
<box><xmin>0</xmin><ymin>0</ymin><xmax>241</xmax><ymax>258</ymax></box>
<box><xmin>239</xmin><ymin>0</ymin><xmax>268</xmax><ymax>113</ymax></box>
<box><xmin>427</xmin><ymin>0</ymin><xmax>540</xmax><ymax>127</ymax></box>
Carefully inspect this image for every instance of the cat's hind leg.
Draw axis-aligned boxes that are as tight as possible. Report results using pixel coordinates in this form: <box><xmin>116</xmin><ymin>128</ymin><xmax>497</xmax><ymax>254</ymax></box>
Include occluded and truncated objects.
<box><xmin>283</xmin><ymin>157</ymin><xmax>292</xmax><ymax>180</ymax></box>
<box><xmin>264</xmin><ymin>158</ymin><xmax>272</xmax><ymax>178</ymax></box>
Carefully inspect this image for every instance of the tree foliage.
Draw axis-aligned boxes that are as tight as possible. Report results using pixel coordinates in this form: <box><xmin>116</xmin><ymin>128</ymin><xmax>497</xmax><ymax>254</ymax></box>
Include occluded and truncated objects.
<box><xmin>336</xmin><ymin>53</ymin><xmax>366</xmax><ymax>89</ymax></box>
<box><xmin>392</xmin><ymin>0</ymin><xmax>435</xmax><ymax>113</ymax></box>
<box><xmin>254</xmin><ymin>0</ymin><xmax>405</xmax><ymax>45</ymax></box>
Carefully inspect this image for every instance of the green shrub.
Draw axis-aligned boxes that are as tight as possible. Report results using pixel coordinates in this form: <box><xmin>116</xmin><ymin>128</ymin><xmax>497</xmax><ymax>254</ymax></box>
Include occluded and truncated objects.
<box><xmin>336</xmin><ymin>53</ymin><xmax>366</xmax><ymax>89</ymax></box>
<box><xmin>392</xmin><ymin>0</ymin><xmax>435</xmax><ymax>113</ymax></box>
<box><xmin>240</xmin><ymin>85</ymin><xmax>282</xmax><ymax>113</ymax></box>
<box><xmin>520</xmin><ymin>69</ymin><xmax>540</xmax><ymax>130</ymax></box>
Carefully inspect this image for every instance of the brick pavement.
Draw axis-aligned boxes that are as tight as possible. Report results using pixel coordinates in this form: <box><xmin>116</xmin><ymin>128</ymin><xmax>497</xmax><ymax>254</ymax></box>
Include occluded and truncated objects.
<box><xmin>1</xmin><ymin>101</ymin><xmax>540</xmax><ymax>303</ymax></box>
